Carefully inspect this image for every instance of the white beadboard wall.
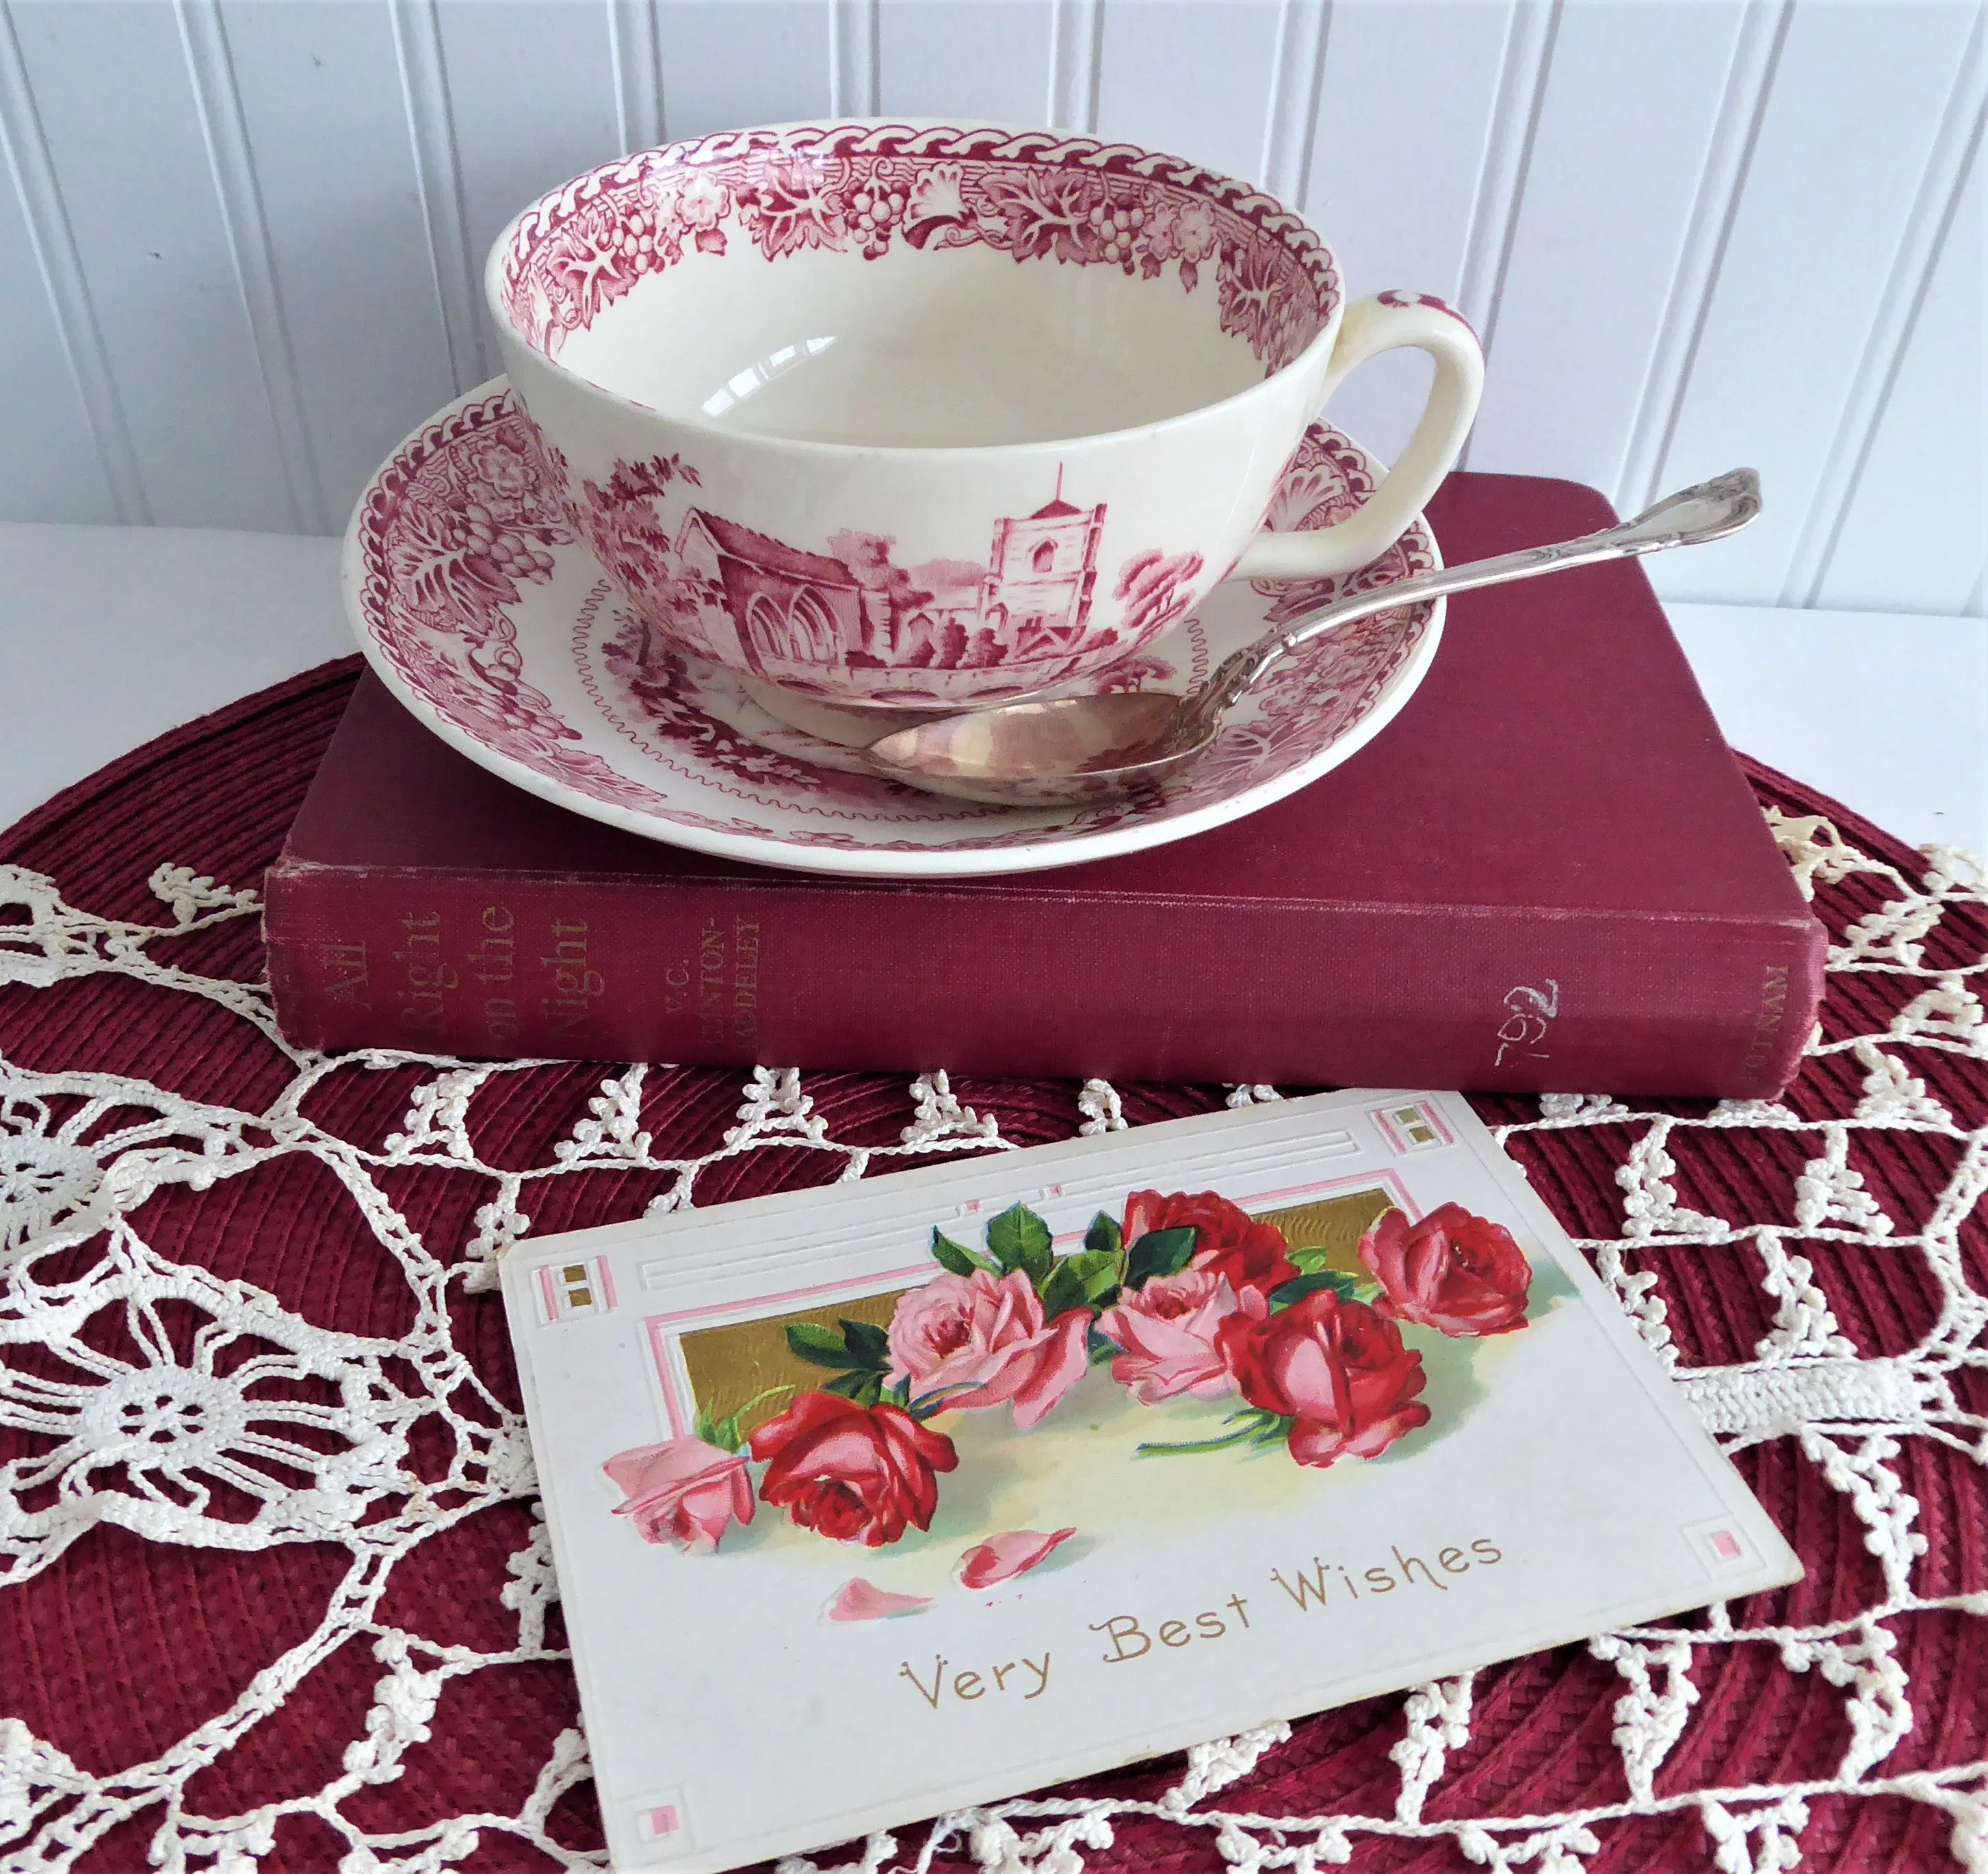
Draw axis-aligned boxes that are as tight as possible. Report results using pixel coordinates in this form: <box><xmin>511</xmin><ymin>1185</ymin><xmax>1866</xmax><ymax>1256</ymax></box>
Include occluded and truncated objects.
<box><xmin>0</xmin><ymin>0</ymin><xmax>1980</xmax><ymax>614</ymax></box>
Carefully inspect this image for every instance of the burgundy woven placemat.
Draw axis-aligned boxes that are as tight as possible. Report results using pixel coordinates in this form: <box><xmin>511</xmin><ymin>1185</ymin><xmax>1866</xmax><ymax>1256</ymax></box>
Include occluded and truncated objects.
<box><xmin>2</xmin><ymin>658</ymin><xmax>1982</xmax><ymax>1873</ymax></box>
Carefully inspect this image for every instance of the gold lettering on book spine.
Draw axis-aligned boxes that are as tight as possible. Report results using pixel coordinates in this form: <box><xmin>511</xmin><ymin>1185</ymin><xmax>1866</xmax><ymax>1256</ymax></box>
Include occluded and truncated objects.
<box><xmin>317</xmin><ymin>940</ymin><xmax>370</xmax><ymax>1009</ymax></box>
<box><xmin>473</xmin><ymin>904</ymin><xmax>519</xmax><ymax>1046</ymax></box>
<box><xmin>394</xmin><ymin>912</ymin><xmax>456</xmax><ymax>1036</ymax></box>
<box><xmin>731</xmin><ymin>918</ymin><xmax>761</xmax><ymax>1050</ymax></box>
<box><xmin>1742</xmin><ymin>962</ymin><xmax>1794</xmax><ymax>1073</ymax></box>
<box><xmin>540</xmin><ymin>918</ymin><xmax>604</xmax><ymax>1042</ymax></box>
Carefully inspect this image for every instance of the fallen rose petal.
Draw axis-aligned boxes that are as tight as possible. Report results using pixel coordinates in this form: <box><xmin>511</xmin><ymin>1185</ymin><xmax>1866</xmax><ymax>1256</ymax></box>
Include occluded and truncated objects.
<box><xmin>824</xmin><ymin>1578</ymin><xmax>933</xmax><ymax>1622</ymax></box>
<box><xmin>958</xmin><ymin>1527</ymin><xmax>1077</xmax><ymax>1589</ymax></box>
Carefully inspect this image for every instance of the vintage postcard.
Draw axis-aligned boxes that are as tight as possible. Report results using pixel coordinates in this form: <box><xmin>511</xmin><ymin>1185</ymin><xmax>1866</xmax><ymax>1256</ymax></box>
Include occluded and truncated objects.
<box><xmin>499</xmin><ymin>1090</ymin><xmax>1799</xmax><ymax>1871</ymax></box>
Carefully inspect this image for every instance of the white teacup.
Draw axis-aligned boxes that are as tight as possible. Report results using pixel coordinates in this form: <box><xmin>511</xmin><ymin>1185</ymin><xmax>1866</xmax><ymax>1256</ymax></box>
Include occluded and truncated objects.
<box><xmin>488</xmin><ymin>120</ymin><xmax>1482</xmax><ymax>712</ymax></box>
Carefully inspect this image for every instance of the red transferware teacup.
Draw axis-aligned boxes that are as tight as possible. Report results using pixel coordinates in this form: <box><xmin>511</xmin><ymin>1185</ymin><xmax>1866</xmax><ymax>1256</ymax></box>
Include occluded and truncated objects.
<box><xmin>488</xmin><ymin>119</ymin><xmax>1482</xmax><ymax>714</ymax></box>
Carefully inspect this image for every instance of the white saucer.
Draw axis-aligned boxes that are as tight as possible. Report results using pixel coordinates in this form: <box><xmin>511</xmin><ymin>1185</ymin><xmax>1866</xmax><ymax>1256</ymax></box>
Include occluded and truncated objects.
<box><xmin>342</xmin><ymin>382</ymin><xmax>1443</xmax><ymax>879</ymax></box>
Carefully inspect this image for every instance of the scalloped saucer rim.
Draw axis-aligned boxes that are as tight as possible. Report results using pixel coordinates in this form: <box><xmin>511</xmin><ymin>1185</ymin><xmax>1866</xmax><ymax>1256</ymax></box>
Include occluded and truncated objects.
<box><xmin>340</xmin><ymin>381</ymin><xmax>1444</xmax><ymax>880</ymax></box>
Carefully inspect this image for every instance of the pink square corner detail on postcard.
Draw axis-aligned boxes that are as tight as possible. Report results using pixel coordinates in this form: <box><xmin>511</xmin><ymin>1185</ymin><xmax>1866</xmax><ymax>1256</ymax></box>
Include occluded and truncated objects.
<box><xmin>633</xmin><ymin>1796</ymin><xmax>683</xmax><ymax>1841</ymax></box>
<box><xmin>1370</xmin><ymin>1100</ymin><xmax>1456</xmax><ymax>1155</ymax></box>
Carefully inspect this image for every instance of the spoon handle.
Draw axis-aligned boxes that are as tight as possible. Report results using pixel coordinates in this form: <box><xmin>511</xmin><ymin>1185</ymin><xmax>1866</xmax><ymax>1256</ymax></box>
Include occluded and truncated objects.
<box><xmin>1183</xmin><ymin>467</ymin><xmax>1762</xmax><ymax>741</ymax></box>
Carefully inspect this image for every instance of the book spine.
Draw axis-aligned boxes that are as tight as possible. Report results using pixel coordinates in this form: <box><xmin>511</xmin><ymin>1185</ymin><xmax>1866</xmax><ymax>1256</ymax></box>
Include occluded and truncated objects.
<box><xmin>262</xmin><ymin>864</ymin><xmax>1825</xmax><ymax>1097</ymax></box>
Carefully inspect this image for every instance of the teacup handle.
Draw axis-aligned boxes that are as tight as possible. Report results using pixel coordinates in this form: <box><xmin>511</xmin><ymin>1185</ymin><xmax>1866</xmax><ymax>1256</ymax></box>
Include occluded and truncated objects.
<box><xmin>1229</xmin><ymin>291</ymin><xmax>1486</xmax><ymax>583</ymax></box>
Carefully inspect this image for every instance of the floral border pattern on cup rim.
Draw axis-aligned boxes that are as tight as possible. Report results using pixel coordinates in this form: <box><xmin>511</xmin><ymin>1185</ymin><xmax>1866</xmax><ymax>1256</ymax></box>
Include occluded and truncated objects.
<box><xmin>343</xmin><ymin>385</ymin><xmax>1443</xmax><ymax>876</ymax></box>
<box><xmin>494</xmin><ymin>122</ymin><xmax>1342</xmax><ymax>379</ymax></box>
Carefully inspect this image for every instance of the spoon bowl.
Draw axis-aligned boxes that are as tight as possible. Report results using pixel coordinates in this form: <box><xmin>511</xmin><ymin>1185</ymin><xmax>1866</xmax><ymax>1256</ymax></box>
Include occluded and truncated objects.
<box><xmin>868</xmin><ymin>468</ymin><xmax>1762</xmax><ymax>806</ymax></box>
<box><xmin>867</xmin><ymin>693</ymin><xmax>1194</xmax><ymax>806</ymax></box>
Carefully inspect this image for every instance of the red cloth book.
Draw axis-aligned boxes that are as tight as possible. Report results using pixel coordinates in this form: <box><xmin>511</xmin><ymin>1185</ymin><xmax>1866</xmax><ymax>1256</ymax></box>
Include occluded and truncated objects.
<box><xmin>263</xmin><ymin>471</ymin><xmax>1824</xmax><ymax>1095</ymax></box>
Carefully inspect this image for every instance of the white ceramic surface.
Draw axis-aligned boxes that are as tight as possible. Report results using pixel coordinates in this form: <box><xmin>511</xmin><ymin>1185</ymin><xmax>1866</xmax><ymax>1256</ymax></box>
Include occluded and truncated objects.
<box><xmin>485</xmin><ymin>120</ymin><xmax>1480</xmax><ymax>709</ymax></box>
<box><xmin>341</xmin><ymin>382</ymin><xmax>1446</xmax><ymax>879</ymax></box>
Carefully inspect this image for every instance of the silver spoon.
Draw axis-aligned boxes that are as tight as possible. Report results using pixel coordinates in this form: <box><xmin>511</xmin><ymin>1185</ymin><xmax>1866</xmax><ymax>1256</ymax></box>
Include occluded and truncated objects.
<box><xmin>867</xmin><ymin>467</ymin><xmax>1762</xmax><ymax>807</ymax></box>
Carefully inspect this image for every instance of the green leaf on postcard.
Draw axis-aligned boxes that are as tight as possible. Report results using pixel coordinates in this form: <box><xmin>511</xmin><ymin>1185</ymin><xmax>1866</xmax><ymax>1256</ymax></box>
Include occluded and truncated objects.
<box><xmin>838</xmin><ymin>1317</ymin><xmax>892</xmax><ymax>1371</ymax></box>
<box><xmin>1036</xmin><ymin>1259</ymin><xmax>1088</xmax><ymax>1321</ymax></box>
<box><xmin>986</xmin><ymin>1202</ymin><xmax>1054</xmax><ymax>1281</ymax></box>
<box><xmin>1063</xmin><ymin>1247</ymin><xmax>1123</xmax><ymax>1307</ymax></box>
<box><xmin>1267</xmin><ymin>1271</ymin><xmax>1365</xmax><ymax>1310</ymax></box>
<box><xmin>1124</xmin><ymin>1226</ymin><xmax>1198</xmax><ymax>1289</ymax></box>
<box><xmin>930</xmin><ymin>1227</ymin><xmax>993</xmax><ymax>1278</ymax></box>
<box><xmin>785</xmin><ymin>1320</ymin><xmax>865</xmax><ymax>1369</ymax></box>
<box><xmin>822</xmin><ymin>1368</ymin><xmax>885</xmax><ymax>1406</ymax></box>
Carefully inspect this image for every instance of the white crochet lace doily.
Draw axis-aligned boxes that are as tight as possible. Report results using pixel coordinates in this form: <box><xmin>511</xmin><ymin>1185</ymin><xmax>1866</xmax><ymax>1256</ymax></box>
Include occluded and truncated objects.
<box><xmin>1</xmin><ymin>807</ymin><xmax>1983</xmax><ymax>1873</ymax></box>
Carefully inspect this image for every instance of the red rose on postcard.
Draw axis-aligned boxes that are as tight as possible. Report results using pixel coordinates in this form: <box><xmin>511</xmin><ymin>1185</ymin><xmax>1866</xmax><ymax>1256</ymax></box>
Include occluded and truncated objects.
<box><xmin>601</xmin><ymin>1436</ymin><xmax>754</xmax><ymax>1552</ymax></box>
<box><xmin>750</xmin><ymin>1392</ymin><xmax>958</xmax><ymax>1546</ymax></box>
<box><xmin>887</xmin><ymin>1267</ymin><xmax>1089</xmax><ymax>1427</ymax></box>
<box><xmin>1358</xmin><ymin>1203</ymin><xmax>1533</xmax><ymax>1336</ymax></box>
<box><xmin>1122</xmin><ymin>1188</ymin><xmax>1298</xmax><ymax>1297</ymax></box>
<box><xmin>1217</xmin><ymin>1288</ymin><xmax>1430</xmax><ymax>1467</ymax></box>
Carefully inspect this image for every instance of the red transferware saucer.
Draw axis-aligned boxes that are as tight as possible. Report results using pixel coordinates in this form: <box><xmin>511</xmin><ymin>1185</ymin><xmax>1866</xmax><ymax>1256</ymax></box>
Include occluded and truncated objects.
<box><xmin>342</xmin><ymin>382</ymin><xmax>1444</xmax><ymax>879</ymax></box>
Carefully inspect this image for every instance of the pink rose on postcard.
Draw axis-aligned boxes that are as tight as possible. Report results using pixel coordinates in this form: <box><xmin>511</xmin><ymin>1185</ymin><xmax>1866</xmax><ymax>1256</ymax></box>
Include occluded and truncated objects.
<box><xmin>1097</xmin><ymin>1267</ymin><xmax>1242</xmax><ymax>1404</ymax></box>
<box><xmin>1358</xmin><ymin>1203</ymin><xmax>1533</xmax><ymax>1336</ymax></box>
<box><xmin>602</xmin><ymin>1436</ymin><xmax>754</xmax><ymax>1552</ymax></box>
<box><xmin>1217</xmin><ymin>1288</ymin><xmax>1430</xmax><ymax>1468</ymax></box>
<box><xmin>887</xmin><ymin>1267</ymin><xmax>1089</xmax><ymax>1428</ymax></box>
<box><xmin>750</xmin><ymin>1392</ymin><xmax>958</xmax><ymax>1547</ymax></box>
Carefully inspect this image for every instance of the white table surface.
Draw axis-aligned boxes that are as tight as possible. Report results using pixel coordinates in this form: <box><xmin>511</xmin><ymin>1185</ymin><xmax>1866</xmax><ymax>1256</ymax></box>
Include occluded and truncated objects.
<box><xmin>2</xmin><ymin>520</ymin><xmax>1983</xmax><ymax>856</ymax></box>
